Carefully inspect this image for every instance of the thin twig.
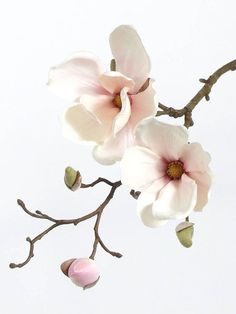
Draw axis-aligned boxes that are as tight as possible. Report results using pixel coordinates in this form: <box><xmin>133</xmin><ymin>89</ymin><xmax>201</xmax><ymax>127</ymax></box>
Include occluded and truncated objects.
<box><xmin>97</xmin><ymin>234</ymin><xmax>122</xmax><ymax>258</ymax></box>
<box><xmin>9</xmin><ymin>179</ymin><xmax>122</xmax><ymax>269</ymax></box>
<box><xmin>156</xmin><ymin>59</ymin><xmax>236</xmax><ymax>128</ymax></box>
<box><xmin>90</xmin><ymin>181</ymin><xmax>122</xmax><ymax>259</ymax></box>
<box><xmin>81</xmin><ymin>177</ymin><xmax>115</xmax><ymax>188</ymax></box>
<box><xmin>16</xmin><ymin>199</ymin><xmax>57</xmax><ymax>223</ymax></box>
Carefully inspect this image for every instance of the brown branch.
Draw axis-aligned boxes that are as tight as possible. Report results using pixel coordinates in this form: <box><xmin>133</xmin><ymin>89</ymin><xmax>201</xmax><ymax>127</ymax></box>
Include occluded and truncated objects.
<box><xmin>96</xmin><ymin>234</ymin><xmax>122</xmax><ymax>258</ymax></box>
<box><xmin>9</xmin><ymin>179</ymin><xmax>122</xmax><ymax>269</ymax></box>
<box><xmin>81</xmin><ymin>177</ymin><xmax>115</xmax><ymax>188</ymax></box>
<box><xmin>89</xmin><ymin>181</ymin><xmax>123</xmax><ymax>259</ymax></box>
<box><xmin>156</xmin><ymin>59</ymin><xmax>236</xmax><ymax>128</ymax></box>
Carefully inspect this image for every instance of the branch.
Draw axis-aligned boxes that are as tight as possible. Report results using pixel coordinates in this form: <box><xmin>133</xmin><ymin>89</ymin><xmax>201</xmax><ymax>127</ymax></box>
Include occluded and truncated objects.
<box><xmin>81</xmin><ymin>177</ymin><xmax>116</xmax><ymax>188</ymax></box>
<box><xmin>89</xmin><ymin>181</ymin><xmax>123</xmax><ymax>259</ymax></box>
<box><xmin>156</xmin><ymin>59</ymin><xmax>236</xmax><ymax>128</ymax></box>
<box><xmin>9</xmin><ymin>179</ymin><xmax>122</xmax><ymax>269</ymax></box>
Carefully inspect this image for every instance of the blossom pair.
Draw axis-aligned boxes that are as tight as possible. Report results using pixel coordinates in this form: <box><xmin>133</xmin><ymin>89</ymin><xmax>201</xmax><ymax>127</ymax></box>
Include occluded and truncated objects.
<box><xmin>49</xmin><ymin>25</ymin><xmax>212</xmax><ymax>227</ymax></box>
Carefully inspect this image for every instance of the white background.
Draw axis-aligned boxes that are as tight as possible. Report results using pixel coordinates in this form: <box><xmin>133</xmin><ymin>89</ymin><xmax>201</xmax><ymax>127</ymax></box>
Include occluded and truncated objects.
<box><xmin>0</xmin><ymin>0</ymin><xmax>236</xmax><ymax>313</ymax></box>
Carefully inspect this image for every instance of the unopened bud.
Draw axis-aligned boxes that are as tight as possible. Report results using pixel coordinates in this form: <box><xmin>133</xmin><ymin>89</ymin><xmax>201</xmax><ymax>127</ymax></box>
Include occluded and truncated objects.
<box><xmin>64</xmin><ymin>167</ymin><xmax>82</xmax><ymax>191</ymax></box>
<box><xmin>110</xmin><ymin>59</ymin><xmax>116</xmax><ymax>71</ymax></box>
<box><xmin>67</xmin><ymin>258</ymin><xmax>100</xmax><ymax>289</ymax></box>
<box><xmin>176</xmin><ymin>221</ymin><xmax>194</xmax><ymax>248</ymax></box>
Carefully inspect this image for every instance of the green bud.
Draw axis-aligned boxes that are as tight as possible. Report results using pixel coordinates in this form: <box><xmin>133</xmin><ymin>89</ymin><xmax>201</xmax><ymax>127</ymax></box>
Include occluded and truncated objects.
<box><xmin>176</xmin><ymin>221</ymin><xmax>194</xmax><ymax>248</ymax></box>
<box><xmin>64</xmin><ymin>167</ymin><xmax>82</xmax><ymax>191</ymax></box>
<box><xmin>110</xmin><ymin>59</ymin><xmax>116</xmax><ymax>71</ymax></box>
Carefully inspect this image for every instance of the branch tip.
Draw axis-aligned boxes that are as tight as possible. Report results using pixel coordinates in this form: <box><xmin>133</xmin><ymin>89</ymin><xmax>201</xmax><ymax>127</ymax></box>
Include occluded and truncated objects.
<box><xmin>17</xmin><ymin>199</ymin><xmax>24</xmax><ymax>207</ymax></box>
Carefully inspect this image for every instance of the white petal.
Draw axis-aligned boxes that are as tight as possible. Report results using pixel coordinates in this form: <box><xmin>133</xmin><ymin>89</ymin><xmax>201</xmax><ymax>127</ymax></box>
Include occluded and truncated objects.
<box><xmin>135</xmin><ymin>118</ymin><xmax>188</xmax><ymax>160</ymax></box>
<box><xmin>99</xmin><ymin>71</ymin><xmax>134</xmax><ymax>94</ymax></box>
<box><xmin>62</xmin><ymin>103</ymin><xmax>111</xmax><ymax>143</ymax></box>
<box><xmin>48</xmin><ymin>52</ymin><xmax>106</xmax><ymax>101</ymax></box>
<box><xmin>121</xmin><ymin>146</ymin><xmax>166</xmax><ymax>191</ymax></box>
<box><xmin>112</xmin><ymin>87</ymin><xmax>131</xmax><ymax>135</ymax></box>
<box><xmin>109</xmin><ymin>25</ymin><xmax>150</xmax><ymax>93</ymax></box>
<box><xmin>137</xmin><ymin>179</ymin><xmax>170</xmax><ymax>228</ymax></box>
<box><xmin>79</xmin><ymin>94</ymin><xmax>118</xmax><ymax>125</ymax></box>
<box><xmin>189</xmin><ymin>171</ymin><xmax>212</xmax><ymax>211</ymax></box>
<box><xmin>93</xmin><ymin>124</ymin><xmax>134</xmax><ymax>165</ymax></box>
<box><xmin>129</xmin><ymin>79</ymin><xmax>157</xmax><ymax>128</ymax></box>
<box><xmin>181</xmin><ymin>142</ymin><xmax>211</xmax><ymax>173</ymax></box>
<box><xmin>152</xmin><ymin>174</ymin><xmax>197</xmax><ymax>220</ymax></box>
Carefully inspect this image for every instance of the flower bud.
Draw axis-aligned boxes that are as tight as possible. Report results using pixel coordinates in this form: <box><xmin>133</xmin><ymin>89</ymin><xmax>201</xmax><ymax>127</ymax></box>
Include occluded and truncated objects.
<box><xmin>67</xmin><ymin>258</ymin><xmax>100</xmax><ymax>289</ymax></box>
<box><xmin>176</xmin><ymin>222</ymin><xmax>194</xmax><ymax>248</ymax></box>
<box><xmin>64</xmin><ymin>166</ymin><xmax>82</xmax><ymax>191</ymax></box>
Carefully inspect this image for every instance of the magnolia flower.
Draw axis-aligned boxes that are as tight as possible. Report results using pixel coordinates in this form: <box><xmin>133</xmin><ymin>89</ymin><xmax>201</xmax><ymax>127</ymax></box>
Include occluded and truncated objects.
<box><xmin>48</xmin><ymin>25</ymin><xmax>157</xmax><ymax>165</ymax></box>
<box><xmin>121</xmin><ymin>118</ymin><xmax>212</xmax><ymax>227</ymax></box>
<box><xmin>63</xmin><ymin>258</ymin><xmax>100</xmax><ymax>289</ymax></box>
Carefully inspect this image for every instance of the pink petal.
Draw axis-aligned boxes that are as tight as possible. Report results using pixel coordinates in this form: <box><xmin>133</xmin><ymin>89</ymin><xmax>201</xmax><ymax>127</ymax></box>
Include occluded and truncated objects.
<box><xmin>62</xmin><ymin>103</ymin><xmax>111</xmax><ymax>143</ymax></box>
<box><xmin>129</xmin><ymin>79</ymin><xmax>157</xmax><ymax>128</ymax></box>
<box><xmin>48</xmin><ymin>52</ymin><xmax>106</xmax><ymax>101</ymax></box>
<box><xmin>189</xmin><ymin>171</ymin><xmax>212</xmax><ymax>211</ymax></box>
<box><xmin>93</xmin><ymin>124</ymin><xmax>134</xmax><ymax>165</ymax></box>
<box><xmin>112</xmin><ymin>87</ymin><xmax>131</xmax><ymax>135</ymax></box>
<box><xmin>135</xmin><ymin>118</ymin><xmax>189</xmax><ymax>160</ymax></box>
<box><xmin>136</xmin><ymin>178</ymin><xmax>170</xmax><ymax>228</ymax></box>
<box><xmin>79</xmin><ymin>94</ymin><xmax>119</xmax><ymax>126</ymax></box>
<box><xmin>152</xmin><ymin>174</ymin><xmax>197</xmax><ymax>220</ymax></box>
<box><xmin>121</xmin><ymin>146</ymin><xmax>166</xmax><ymax>191</ymax></box>
<box><xmin>99</xmin><ymin>71</ymin><xmax>134</xmax><ymax>94</ymax></box>
<box><xmin>181</xmin><ymin>142</ymin><xmax>211</xmax><ymax>173</ymax></box>
<box><xmin>109</xmin><ymin>25</ymin><xmax>150</xmax><ymax>93</ymax></box>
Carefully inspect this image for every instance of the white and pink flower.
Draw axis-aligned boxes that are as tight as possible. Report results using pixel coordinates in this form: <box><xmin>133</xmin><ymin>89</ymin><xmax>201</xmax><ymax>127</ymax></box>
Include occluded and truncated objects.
<box><xmin>48</xmin><ymin>25</ymin><xmax>157</xmax><ymax>165</ymax></box>
<box><xmin>121</xmin><ymin>118</ymin><xmax>212</xmax><ymax>227</ymax></box>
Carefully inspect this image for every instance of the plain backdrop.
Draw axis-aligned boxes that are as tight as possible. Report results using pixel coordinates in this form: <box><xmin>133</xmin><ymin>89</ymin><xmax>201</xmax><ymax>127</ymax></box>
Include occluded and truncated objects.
<box><xmin>0</xmin><ymin>0</ymin><xmax>236</xmax><ymax>313</ymax></box>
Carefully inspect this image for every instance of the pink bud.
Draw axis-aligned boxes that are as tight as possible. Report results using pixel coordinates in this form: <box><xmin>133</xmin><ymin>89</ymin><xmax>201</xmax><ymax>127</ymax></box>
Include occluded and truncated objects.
<box><xmin>68</xmin><ymin>258</ymin><xmax>100</xmax><ymax>289</ymax></box>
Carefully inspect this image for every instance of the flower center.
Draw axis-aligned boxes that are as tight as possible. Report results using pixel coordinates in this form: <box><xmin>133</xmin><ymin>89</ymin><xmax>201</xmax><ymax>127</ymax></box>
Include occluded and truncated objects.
<box><xmin>113</xmin><ymin>94</ymin><xmax>122</xmax><ymax>109</ymax></box>
<box><xmin>166</xmin><ymin>161</ymin><xmax>184</xmax><ymax>180</ymax></box>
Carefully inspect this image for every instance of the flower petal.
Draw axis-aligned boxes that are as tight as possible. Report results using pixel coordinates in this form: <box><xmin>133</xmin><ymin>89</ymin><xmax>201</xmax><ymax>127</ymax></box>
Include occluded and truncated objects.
<box><xmin>48</xmin><ymin>52</ymin><xmax>106</xmax><ymax>101</ymax></box>
<box><xmin>62</xmin><ymin>103</ymin><xmax>111</xmax><ymax>143</ymax></box>
<box><xmin>135</xmin><ymin>118</ymin><xmax>188</xmax><ymax>160</ymax></box>
<box><xmin>189</xmin><ymin>171</ymin><xmax>212</xmax><ymax>211</ymax></box>
<box><xmin>93</xmin><ymin>124</ymin><xmax>134</xmax><ymax>165</ymax></box>
<box><xmin>99</xmin><ymin>71</ymin><xmax>134</xmax><ymax>94</ymax></box>
<box><xmin>109</xmin><ymin>25</ymin><xmax>150</xmax><ymax>93</ymax></box>
<box><xmin>121</xmin><ymin>146</ymin><xmax>166</xmax><ymax>191</ymax></box>
<box><xmin>79</xmin><ymin>94</ymin><xmax>119</xmax><ymax>126</ymax></box>
<box><xmin>112</xmin><ymin>87</ymin><xmax>131</xmax><ymax>135</ymax></box>
<box><xmin>129</xmin><ymin>79</ymin><xmax>157</xmax><ymax>128</ymax></box>
<box><xmin>152</xmin><ymin>174</ymin><xmax>197</xmax><ymax>220</ymax></box>
<box><xmin>181</xmin><ymin>142</ymin><xmax>211</xmax><ymax>173</ymax></box>
<box><xmin>137</xmin><ymin>179</ymin><xmax>170</xmax><ymax>228</ymax></box>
